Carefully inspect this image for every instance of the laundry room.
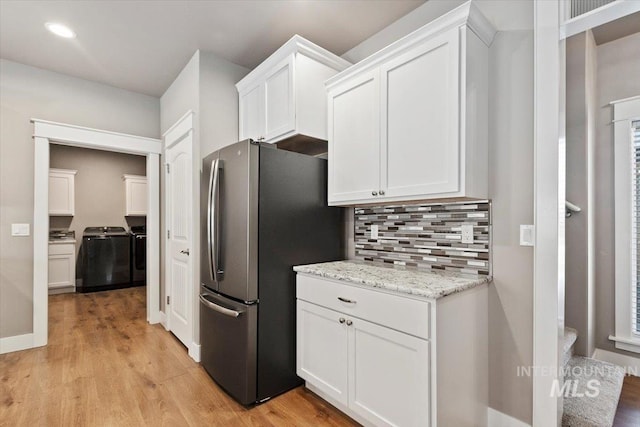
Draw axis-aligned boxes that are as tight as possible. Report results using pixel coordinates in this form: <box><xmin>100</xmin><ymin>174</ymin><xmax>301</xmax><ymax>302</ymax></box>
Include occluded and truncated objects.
<box><xmin>48</xmin><ymin>144</ymin><xmax>147</xmax><ymax>295</ymax></box>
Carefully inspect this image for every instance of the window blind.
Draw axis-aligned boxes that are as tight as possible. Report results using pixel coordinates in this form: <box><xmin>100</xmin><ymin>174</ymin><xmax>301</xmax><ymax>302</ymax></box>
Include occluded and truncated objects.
<box><xmin>633</xmin><ymin>121</ymin><xmax>640</xmax><ymax>333</ymax></box>
<box><xmin>570</xmin><ymin>0</ymin><xmax>616</xmax><ymax>18</ymax></box>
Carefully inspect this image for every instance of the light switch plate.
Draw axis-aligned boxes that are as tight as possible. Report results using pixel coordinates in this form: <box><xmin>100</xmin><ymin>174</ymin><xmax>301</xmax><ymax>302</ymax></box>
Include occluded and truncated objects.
<box><xmin>371</xmin><ymin>225</ymin><xmax>379</xmax><ymax>240</ymax></box>
<box><xmin>11</xmin><ymin>223</ymin><xmax>30</xmax><ymax>236</ymax></box>
<box><xmin>461</xmin><ymin>224</ymin><xmax>474</xmax><ymax>244</ymax></box>
<box><xmin>520</xmin><ymin>225</ymin><xmax>535</xmax><ymax>246</ymax></box>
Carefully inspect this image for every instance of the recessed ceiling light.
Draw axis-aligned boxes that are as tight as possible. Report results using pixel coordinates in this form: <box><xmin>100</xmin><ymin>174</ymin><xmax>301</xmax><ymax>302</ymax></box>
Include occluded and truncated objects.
<box><xmin>45</xmin><ymin>22</ymin><xmax>76</xmax><ymax>39</ymax></box>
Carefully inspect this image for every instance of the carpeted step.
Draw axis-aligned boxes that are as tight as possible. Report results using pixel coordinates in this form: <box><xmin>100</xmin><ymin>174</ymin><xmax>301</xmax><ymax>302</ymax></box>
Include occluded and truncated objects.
<box><xmin>563</xmin><ymin>327</ymin><xmax>578</xmax><ymax>367</ymax></box>
<box><xmin>562</xmin><ymin>356</ymin><xmax>625</xmax><ymax>427</ymax></box>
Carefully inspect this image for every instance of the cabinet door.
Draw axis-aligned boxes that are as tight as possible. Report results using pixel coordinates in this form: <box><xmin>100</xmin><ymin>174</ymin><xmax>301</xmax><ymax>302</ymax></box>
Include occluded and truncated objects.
<box><xmin>381</xmin><ymin>29</ymin><xmax>460</xmax><ymax>198</ymax></box>
<box><xmin>239</xmin><ymin>84</ymin><xmax>264</xmax><ymax>140</ymax></box>
<box><xmin>127</xmin><ymin>178</ymin><xmax>147</xmax><ymax>216</ymax></box>
<box><xmin>49</xmin><ymin>171</ymin><xmax>75</xmax><ymax>215</ymax></box>
<box><xmin>48</xmin><ymin>254</ymin><xmax>74</xmax><ymax>288</ymax></box>
<box><xmin>328</xmin><ymin>70</ymin><xmax>381</xmax><ymax>204</ymax></box>
<box><xmin>348</xmin><ymin>318</ymin><xmax>430</xmax><ymax>427</ymax></box>
<box><xmin>297</xmin><ymin>300</ymin><xmax>349</xmax><ymax>406</ymax></box>
<box><xmin>264</xmin><ymin>55</ymin><xmax>295</xmax><ymax>142</ymax></box>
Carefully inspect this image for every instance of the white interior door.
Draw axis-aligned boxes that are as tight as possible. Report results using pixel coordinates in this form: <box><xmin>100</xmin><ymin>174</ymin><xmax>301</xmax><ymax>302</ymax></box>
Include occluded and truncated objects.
<box><xmin>166</xmin><ymin>132</ymin><xmax>193</xmax><ymax>348</ymax></box>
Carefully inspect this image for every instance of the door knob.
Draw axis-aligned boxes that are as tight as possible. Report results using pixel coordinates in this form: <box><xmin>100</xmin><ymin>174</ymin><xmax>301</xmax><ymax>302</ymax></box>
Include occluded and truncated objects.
<box><xmin>379</xmin><ymin>190</ymin><xmax>385</xmax><ymax>195</ymax></box>
<box><xmin>346</xmin><ymin>320</ymin><xmax>353</xmax><ymax>326</ymax></box>
<box><xmin>372</xmin><ymin>191</ymin><xmax>378</xmax><ymax>196</ymax></box>
<box><xmin>180</xmin><ymin>249</ymin><xmax>190</xmax><ymax>256</ymax></box>
<box><xmin>339</xmin><ymin>318</ymin><xmax>346</xmax><ymax>324</ymax></box>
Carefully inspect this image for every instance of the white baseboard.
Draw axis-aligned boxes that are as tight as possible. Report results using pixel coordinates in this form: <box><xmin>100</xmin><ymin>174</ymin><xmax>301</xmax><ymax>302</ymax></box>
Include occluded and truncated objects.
<box><xmin>0</xmin><ymin>333</ymin><xmax>35</xmax><ymax>354</ymax></box>
<box><xmin>158</xmin><ymin>311</ymin><xmax>168</xmax><ymax>330</ymax></box>
<box><xmin>593</xmin><ymin>347</ymin><xmax>640</xmax><ymax>376</ymax></box>
<box><xmin>487</xmin><ymin>407</ymin><xmax>531</xmax><ymax>427</ymax></box>
<box><xmin>189</xmin><ymin>342</ymin><xmax>201</xmax><ymax>362</ymax></box>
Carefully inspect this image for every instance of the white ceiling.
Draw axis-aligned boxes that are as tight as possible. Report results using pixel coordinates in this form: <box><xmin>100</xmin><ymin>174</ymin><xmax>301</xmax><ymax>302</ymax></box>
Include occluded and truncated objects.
<box><xmin>0</xmin><ymin>0</ymin><xmax>424</xmax><ymax>97</ymax></box>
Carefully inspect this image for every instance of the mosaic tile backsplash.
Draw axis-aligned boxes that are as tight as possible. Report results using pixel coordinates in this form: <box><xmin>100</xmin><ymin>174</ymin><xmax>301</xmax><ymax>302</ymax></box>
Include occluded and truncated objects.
<box><xmin>354</xmin><ymin>201</ymin><xmax>491</xmax><ymax>276</ymax></box>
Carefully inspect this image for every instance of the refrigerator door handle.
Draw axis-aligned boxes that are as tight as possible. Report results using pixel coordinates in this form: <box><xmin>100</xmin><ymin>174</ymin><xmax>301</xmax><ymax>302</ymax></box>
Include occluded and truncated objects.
<box><xmin>199</xmin><ymin>294</ymin><xmax>243</xmax><ymax>318</ymax></box>
<box><xmin>211</xmin><ymin>159</ymin><xmax>223</xmax><ymax>281</ymax></box>
<box><xmin>207</xmin><ymin>159</ymin><xmax>216</xmax><ymax>282</ymax></box>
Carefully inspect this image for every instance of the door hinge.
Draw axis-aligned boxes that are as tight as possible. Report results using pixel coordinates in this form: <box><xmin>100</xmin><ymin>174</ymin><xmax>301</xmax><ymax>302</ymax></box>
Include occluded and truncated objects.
<box><xmin>165</xmin><ymin>163</ymin><xmax>170</xmax><ymax>173</ymax></box>
<box><xmin>166</xmin><ymin>296</ymin><xmax>170</xmax><ymax>305</ymax></box>
<box><xmin>167</xmin><ymin>229</ymin><xmax>170</xmax><ymax>239</ymax></box>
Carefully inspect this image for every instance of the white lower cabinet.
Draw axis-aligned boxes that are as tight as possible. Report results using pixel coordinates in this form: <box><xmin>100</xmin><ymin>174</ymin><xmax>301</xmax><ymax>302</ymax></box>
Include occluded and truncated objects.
<box><xmin>297</xmin><ymin>273</ymin><xmax>488</xmax><ymax>427</ymax></box>
<box><xmin>48</xmin><ymin>242</ymin><xmax>76</xmax><ymax>293</ymax></box>
<box><xmin>297</xmin><ymin>301</ymin><xmax>349</xmax><ymax>405</ymax></box>
<box><xmin>349</xmin><ymin>318</ymin><xmax>430</xmax><ymax>427</ymax></box>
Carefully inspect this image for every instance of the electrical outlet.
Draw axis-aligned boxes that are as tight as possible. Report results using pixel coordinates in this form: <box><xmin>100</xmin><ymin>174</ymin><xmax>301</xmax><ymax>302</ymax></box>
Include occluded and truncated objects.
<box><xmin>371</xmin><ymin>225</ymin><xmax>379</xmax><ymax>240</ymax></box>
<box><xmin>461</xmin><ymin>224</ymin><xmax>474</xmax><ymax>244</ymax></box>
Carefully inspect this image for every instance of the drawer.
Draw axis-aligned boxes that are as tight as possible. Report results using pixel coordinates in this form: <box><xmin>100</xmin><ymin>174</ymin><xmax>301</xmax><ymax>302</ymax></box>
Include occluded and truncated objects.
<box><xmin>49</xmin><ymin>243</ymin><xmax>75</xmax><ymax>256</ymax></box>
<box><xmin>296</xmin><ymin>274</ymin><xmax>430</xmax><ymax>339</ymax></box>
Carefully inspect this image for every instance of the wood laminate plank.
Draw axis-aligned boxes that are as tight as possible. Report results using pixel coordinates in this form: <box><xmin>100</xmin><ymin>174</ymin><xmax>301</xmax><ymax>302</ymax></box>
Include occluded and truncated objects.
<box><xmin>0</xmin><ymin>287</ymin><xmax>358</xmax><ymax>427</ymax></box>
<box><xmin>614</xmin><ymin>374</ymin><xmax>640</xmax><ymax>427</ymax></box>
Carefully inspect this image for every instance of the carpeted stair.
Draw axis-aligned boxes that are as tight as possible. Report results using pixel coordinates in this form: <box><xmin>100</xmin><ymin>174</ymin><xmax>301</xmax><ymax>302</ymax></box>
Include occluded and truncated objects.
<box><xmin>561</xmin><ymin>328</ymin><xmax>625</xmax><ymax>427</ymax></box>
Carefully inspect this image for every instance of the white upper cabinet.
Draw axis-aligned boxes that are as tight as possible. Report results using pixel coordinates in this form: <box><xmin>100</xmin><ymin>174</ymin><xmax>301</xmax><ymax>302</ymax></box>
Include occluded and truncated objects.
<box><xmin>49</xmin><ymin>168</ymin><xmax>77</xmax><ymax>216</ymax></box>
<box><xmin>123</xmin><ymin>174</ymin><xmax>147</xmax><ymax>216</ymax></box>
<box><xmin>236</xmin><ymin>35</ymin><xmax>351</xmax><ymax>144</ymax></box>
<box><xmin>327</xmin><ymin>2</ymin><xmax>495</xmax><ymax>206</ymax></box>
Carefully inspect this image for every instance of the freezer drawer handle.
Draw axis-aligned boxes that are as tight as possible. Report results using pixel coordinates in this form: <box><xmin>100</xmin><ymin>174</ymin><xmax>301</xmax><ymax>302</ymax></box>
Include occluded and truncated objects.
<box><xmin>337</xmin><ymin>297</ymin><xmax>356</xmax><ymax>304</ymax></box>
<box><xmin>199</xmin><ymin>294</ymin><xmax>242</xmax><ymax>318</ymax></box>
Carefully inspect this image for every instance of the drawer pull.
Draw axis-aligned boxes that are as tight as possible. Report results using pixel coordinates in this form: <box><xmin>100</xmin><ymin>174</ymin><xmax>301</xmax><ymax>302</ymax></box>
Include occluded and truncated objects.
<box><xmin>339</xmin><ymin>317</ymin><xmax>346</xmax><ymax>324</ymax></box>
<box><xmin>338</xmin><ymin>297</ymin><xmax>356</xmax><ymax>304</ymax></box>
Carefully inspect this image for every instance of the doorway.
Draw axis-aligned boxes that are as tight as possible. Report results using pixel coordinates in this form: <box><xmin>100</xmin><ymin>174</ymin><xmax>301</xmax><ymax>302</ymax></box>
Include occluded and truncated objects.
<box><xmin>32</xmin><ymin>119</ymin><xmax>162</xmax><ymax>348</ymax></box>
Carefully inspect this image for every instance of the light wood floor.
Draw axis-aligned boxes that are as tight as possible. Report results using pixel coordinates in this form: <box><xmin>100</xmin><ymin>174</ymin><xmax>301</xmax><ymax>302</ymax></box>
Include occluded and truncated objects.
<box><xmin>0</xmin><ymin>287</ymin><xmax>358</xmax><ymax>427</ymax></box>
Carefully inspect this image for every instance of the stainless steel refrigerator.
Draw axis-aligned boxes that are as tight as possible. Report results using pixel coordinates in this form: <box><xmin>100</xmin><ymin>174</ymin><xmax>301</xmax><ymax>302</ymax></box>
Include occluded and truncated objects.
<box><xmin>200</xmin><ymin>139</ymin><xmax>343</xmax><ymax>405</ymax></box>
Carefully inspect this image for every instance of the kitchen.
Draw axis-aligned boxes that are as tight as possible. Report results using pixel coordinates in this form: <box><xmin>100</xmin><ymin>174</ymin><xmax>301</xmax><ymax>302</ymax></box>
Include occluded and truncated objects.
<box><xmin>3</xmin><ymin>2</ymin><xmax>640</xmax><ymax>427</ymax></box>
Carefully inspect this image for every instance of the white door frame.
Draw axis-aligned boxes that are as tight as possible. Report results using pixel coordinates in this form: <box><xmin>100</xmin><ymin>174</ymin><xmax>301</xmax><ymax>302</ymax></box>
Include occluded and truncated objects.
<box><xmin>162</xmin><ymin>111</ymin><xmax>200</xmax><ymax>362</ymax></box>
<box><xmin>31</xmin><ymin>119</ymin><xmax>162</xmax><ymax>348</ymax></box>
<box><xmin>533</xmin><ymin>1</ymin><xmax>563</xmax><ymax>426</ymax></box>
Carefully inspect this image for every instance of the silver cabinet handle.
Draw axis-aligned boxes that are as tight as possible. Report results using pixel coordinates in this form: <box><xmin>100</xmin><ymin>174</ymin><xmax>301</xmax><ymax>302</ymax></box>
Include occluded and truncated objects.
<box><xmin>180</xmin><ymin>249</ymin><xmax>190</xmax><ymax>255</ymax></box>
<box><xmin>199</xmin><ymin>294</ymin><xmax>242</xmax><ymax>318</ymax></box>
<box><xmin>379</xmin><ymin>190</ymin><xmax>385</xmax><ymax>195</ymax></box>
<box><xmin>372</xmin><ymin>191</ymin><xmax>378</xmax><ymax>196</ymax></box>
<box><xmin>346</xmin><ymin>320</ymin><xmax>353</xmax><ymax>326</ymax></box>
<box><xmin>339</xmin><ymin>317</ymin><xmax>346</xmax><ymax>324</ymax></box>
<box><xmin>338</xmin><ymin>297</ymin><xmax>356</xmax><ymax>304</ymax></box>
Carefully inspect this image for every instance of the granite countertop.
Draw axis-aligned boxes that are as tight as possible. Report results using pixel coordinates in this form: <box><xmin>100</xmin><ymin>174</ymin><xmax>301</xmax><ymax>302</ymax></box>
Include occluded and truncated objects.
<box><xmin>293</xmin><ymin>260</ymin><xmax>490</xmax><ymax>300</ymax></box>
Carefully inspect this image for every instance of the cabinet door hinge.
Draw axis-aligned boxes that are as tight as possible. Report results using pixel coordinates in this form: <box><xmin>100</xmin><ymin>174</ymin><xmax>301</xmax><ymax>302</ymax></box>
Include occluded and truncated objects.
<box><xmin>167</xmin><ymin>230</ymin><xmax>170</xmax><ymax>239</ymax></box>
<box><xmin>166</xmin><ymin>163</ymin><xmax>170</xmax><ymax>173</ymax></box>
<box><xmin>166</xmin><ymin>296</ymin><xmax>170</xmax><ymax>305</ymax></box>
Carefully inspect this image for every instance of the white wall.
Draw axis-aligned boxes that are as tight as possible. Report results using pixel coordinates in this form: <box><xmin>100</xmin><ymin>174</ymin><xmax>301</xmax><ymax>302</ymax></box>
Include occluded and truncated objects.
<box><xmin>341</xmin><ymin>2</ymin><xmax>535</xmax><ymax>424</ymax></box>
<box><xmin>594</xmin><ymin>32</ymin><xmax>640</xmax><ymax>357</ymax></box>
<box><xmin>0</xmin><ymin>59</ymin><xmax>159</xmax><ymax>338</ymax></box>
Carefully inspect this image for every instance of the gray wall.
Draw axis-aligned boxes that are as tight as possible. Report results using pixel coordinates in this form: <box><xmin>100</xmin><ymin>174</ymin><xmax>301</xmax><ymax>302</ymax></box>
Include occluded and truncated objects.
<box><xmin>565</xmin><ymin>31</ymin><xmax>597</xmax><ymax>357</ymax></box>
<box><xmin>159</xmin><ymin>50</ymin><xmax>247</xmax><ymax>343</ymax></box>
<box><xmin>49</xmin><ymin>145</ymin><xmax>147</xmax><ymax>260</ymax></box>
<box><xmin>341</xmin><ymin>3</ymin><xmax>534</xmax><ymax>424</ymax></box>
<box><xmin>594</xmin><ymin>32</ymin><xmax>640</xmax><ymax>356</ymax></box>
<box><xmin>0</xmin><ymin>59</ymin><xmax>159</xmax><ymax>338</ymax></box>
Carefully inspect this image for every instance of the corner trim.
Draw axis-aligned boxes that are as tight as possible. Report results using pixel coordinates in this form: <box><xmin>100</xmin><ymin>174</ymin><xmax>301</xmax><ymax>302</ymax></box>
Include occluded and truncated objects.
<box><xmin>487</xmin><ymin>408</ymin><xmax>531</xmax><ymax>427</ymax></box>
<box><xmin>0</xmin><ymin>333</ymin><xmax>36</xmax><ymax>354</ymax></box>
<box><xmin>189</xmin><ymin>342</ymin><xmax>201</xmax><ymax>362</ymax></box>
<box><xmin>593</xmin><ymin>347</ymin><xmax>640</xmax><ymax>376</ymax></box>
<box><xmin>159</xmin><ymin>311</ymin><xmax>168</xmax><ymax>330</ymax></box>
